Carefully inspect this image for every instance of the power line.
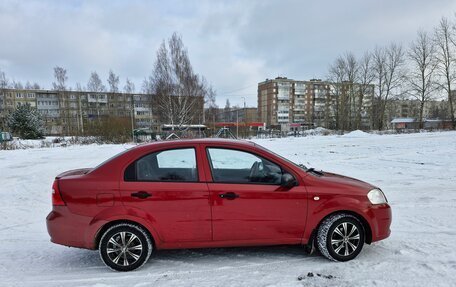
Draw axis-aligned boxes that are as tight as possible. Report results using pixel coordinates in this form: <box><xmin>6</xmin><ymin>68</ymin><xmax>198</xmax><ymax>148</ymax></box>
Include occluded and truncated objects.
<box><xmin>218</xmin><ymin>83</ymin><xmax>257</xmax><ymax>96</ymax></box>
<box><xmin>221</xmin><ymin>93</ymin><xmax>257</xmax><ymax>98</ymax></box>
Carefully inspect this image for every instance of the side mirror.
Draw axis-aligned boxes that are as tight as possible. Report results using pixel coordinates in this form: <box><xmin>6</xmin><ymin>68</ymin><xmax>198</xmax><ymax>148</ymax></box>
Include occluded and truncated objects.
<box><xmin>281</xmin><ymin>173</ymin><xmax>296</xmax><ymax>188</ymax></box>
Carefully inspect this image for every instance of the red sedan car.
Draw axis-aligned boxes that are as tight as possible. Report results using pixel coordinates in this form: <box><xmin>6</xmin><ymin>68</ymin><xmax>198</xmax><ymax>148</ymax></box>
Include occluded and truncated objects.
<box><xmin>46</xmin><ymin>139</ymin><xmax>391</xmax><ymax>271</ymax></box>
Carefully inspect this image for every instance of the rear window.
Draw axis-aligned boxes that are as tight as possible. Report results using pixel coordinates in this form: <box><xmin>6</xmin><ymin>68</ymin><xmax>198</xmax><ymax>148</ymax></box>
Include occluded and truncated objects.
<box><xmin>124</xmin><ymin>148</ymin><xmax>198</xmax><ymax>182</ymax></box>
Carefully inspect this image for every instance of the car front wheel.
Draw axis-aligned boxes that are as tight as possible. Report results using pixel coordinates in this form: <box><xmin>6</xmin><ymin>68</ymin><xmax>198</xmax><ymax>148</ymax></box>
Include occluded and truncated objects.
<box><xmin>317</xmin><ymin>213</ymin><xmax>365</xmax><ymax>261</ymax></box>
<box><xmin>99</xmin><ymin>223</ymin><xmax>153</xmax><ymax>271</ymax></box>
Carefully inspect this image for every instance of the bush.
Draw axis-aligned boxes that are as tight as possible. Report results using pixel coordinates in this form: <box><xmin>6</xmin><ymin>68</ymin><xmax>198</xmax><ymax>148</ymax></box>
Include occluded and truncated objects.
<box><xmin>84</xmin><ymin>116</ymin><xmax>133</xmax><ymax>143</ymax></box>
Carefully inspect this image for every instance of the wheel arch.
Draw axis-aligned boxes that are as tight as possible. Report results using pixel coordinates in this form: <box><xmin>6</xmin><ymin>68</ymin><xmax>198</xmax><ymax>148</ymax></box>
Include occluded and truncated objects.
<box><xmin>94</xmin><ymin>219</ymin><xmax>155</xmax><ymax>250</ymax></box>
<box><xmin>308</xmin><ymin>210</ymin><xmax>372</xmax><ymax>245</ymax></box>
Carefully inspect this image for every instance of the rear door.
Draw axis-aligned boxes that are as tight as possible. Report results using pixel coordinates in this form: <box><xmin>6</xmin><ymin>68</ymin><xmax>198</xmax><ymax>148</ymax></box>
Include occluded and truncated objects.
<box><xmin>203</xmin><ymin>146</ymin><xmax>307</xmax><ymax>243</ymax></box>
<box><xmin>119</xmin><ymin>145</ymin><xmax>212</xmax><ymax>243</ymax></box>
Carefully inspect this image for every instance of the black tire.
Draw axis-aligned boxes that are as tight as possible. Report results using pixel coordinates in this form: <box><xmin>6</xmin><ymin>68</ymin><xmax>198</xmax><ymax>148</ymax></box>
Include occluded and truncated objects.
<box><xmin>99</xmin><ymin>223</ymin><xmax>153</xmax><ymax>271</ymax></box>
<box><xmin>317</xmin><ymin>213</ymin><xmax>365</xmax><ymax>262</ymax></box>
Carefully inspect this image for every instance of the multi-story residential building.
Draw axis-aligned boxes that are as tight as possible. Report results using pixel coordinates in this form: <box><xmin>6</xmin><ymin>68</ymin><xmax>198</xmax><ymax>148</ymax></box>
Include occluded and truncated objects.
<box><xmin>0</xmin><ymin>88</ymin><xmax>203</xmax><ymax>135</ymax></box>
<box><xmin>36</xmin><ymin>90</ymin><xmax>61</xmax><ymax>134</ymax></box>
<box><xmin>133</xmin><ymin>94</ymin><xmax>154</xmax><ymax>128</ymax></box>
<box><xmin>217</xmin><ymin>107</ymin><xmax>258</xmax><ymax>124</ymax></box>
<box><xmin>258</xmin><ymin>77</ymin><xmax>374</xmax><ymax>131</ymax></box>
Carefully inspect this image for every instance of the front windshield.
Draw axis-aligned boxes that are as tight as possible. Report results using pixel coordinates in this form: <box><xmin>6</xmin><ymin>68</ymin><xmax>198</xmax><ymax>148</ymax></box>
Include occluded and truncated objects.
<box><xmin>255</xmin><ymin>144</ymin><xmax>308</xmax><ymax>171</ymax></box>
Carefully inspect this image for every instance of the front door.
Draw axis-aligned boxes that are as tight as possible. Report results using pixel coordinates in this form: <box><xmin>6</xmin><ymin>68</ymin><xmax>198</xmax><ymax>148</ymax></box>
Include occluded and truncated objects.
<box><xmin>204</xmin><ymin>147</ymin><xmax>307</xmax><ymax>242</ymax></box>
<box><xmin>120</xmin><ymin>146</ymin><xmax>211</xmax><ymax>243</ymax></box>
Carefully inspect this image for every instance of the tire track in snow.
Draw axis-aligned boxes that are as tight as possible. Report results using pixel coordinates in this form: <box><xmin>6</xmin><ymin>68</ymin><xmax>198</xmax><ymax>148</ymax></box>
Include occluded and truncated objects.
<box><xmin>9</xmin><ymin>257</ymin><xmax>321</xmax><ymax>286</ymax></box>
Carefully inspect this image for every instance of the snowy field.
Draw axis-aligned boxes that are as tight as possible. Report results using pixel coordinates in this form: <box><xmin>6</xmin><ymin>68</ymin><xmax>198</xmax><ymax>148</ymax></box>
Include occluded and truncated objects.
<box><xmin>1</xmin><ymin>131</ymin><xmax>456</xmax><ymax>286</ymax></box>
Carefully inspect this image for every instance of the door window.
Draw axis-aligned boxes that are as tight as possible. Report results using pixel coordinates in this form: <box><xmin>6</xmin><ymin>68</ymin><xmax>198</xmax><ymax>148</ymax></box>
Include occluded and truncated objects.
<box><xmin>207</xmin><ymin>148</ymin><xmax>282</xmax><ymax>184</ymax></box>
<box><xmin>124</xmin><ymin>148</ymin><xmax>198</xmax><ymax>182</ymax></box>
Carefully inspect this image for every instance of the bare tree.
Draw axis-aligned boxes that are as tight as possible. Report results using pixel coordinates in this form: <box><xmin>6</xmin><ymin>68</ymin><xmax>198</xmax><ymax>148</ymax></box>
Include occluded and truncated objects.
<box><xmin>87</xmin><ymin>72</ymin><xmax>105</xmax><ymax>92</ymax></box>
<box><xmin>75</xmin><ymin>83</ymin><xmax>84</xmax><ymax>91</ymax></box>
<box><xmin>86</xmin><ymin>72</ymin><xmax>105</xmax><ymax>124</ymax></box>
<box><xmin>372</xmin><ymin>44</ymin><xmax>405</xmax><ymax>130</ymax></box>
<box><xmin>225</xmin><ymin>98</ymin><xmax>231</xmax><ymax>110</ymax></box>
<box><xmin>124</xmin><ymin>78</ymin><xmax>135</xmax><ymax>94</ymax></box>
<box><xmin>107</xmin><ymin>70</ymin><xmax>120</xmax><ymax>93</ymax></box>
<box><xmin>328</xmin><ymin>56</ymin><xmax>347</xmax><ymax>130</ymax></box>
<box><xmin>434</xmin><ymin>17</ymin><xmax>456</xmax><ymax>129</ymax></box>
<box><xmin>52</xmin><ymin>66</ymin><xmax>68</xmax><ymax>91</ymax></box>
<box><xmin>203</xmin><ymin>78</ymin><xmax>216</xmax><ymax>109</ymax></box>
<box><xmin>0</xmin><ymin>70</ymin><xmax>8</xmax><ymax>130</ymax></box>
<box><xmin>25</xmin><ymin>81</ymin><xmax>33</xmax><ymax>90</ymax></box>
<box><xmin>408</xmin><ymin>30</ymin><xmax>438</xmax><ymax>128</ymax></box>
<box><xmin>151</xmin><ymin>33</ymin><xmax>207</xmax><ymax>129</ymax></box>
<box><xmin>205</xmin><ymin>83</ymin><xmax>218</xmax><ymax>125</ymax></box>
<box><xmin>328</xmin><ymin>53</ymin><xmax>360</xmax><ymax>130</ymax></box>
<box><xmin>12</xmin><ymin>80</ymin><xmax>24</xmax><ymax>89</ymax></box>
<box><xmin>142</xmin><ymin>76</ymin><xmax>153</xmax><ymax>94</ymax></box>
<box><xmin>0</xmin><ymin>70</ymin><xmax>8</xmax><ymax>90</ymax></box>
<box><xmin>356</xmin><ymin>52</ymin><xmax>375</xmax><ymax>129</ymax></box>
<box><xmin>343</xmin><ymin>52</ymin><xmax>359</xmax><ymax>130</ymax></box>
<box><xmin>32</xmin><ymin>82</ymin><xmax>40</xmax><ymax>90</ymax></box>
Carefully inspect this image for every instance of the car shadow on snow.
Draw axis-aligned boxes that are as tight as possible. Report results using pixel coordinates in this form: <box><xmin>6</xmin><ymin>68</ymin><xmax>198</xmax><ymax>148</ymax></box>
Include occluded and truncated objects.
<box><xmin>143</xmin><ymin>245</ymin><xmax>324</xmax><ymax>268</ymax></box>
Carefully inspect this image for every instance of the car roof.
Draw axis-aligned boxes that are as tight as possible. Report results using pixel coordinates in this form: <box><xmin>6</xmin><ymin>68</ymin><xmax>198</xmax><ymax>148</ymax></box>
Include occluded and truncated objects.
<box><xmin>136</xmin><ymin>138</ymin><xmax>256</xmax><ymax>150</ymax></box>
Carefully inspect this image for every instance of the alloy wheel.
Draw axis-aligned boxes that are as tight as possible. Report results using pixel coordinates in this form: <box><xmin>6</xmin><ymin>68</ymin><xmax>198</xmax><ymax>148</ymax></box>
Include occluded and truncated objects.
<box><xmin>106</xmin><ymin>231</ymin><xmax>143</xmax><ymax>266</ymax></box>
<box><xmin>330</xmin><ymin>222</ymin><xmax>360</xmax><ymax>257</ymax></box>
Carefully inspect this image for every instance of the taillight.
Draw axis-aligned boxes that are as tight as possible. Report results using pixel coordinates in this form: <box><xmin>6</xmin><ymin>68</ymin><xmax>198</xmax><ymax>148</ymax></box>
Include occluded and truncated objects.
<box><xmin>52</xmin><ymin>180</ymin><xmax>66</xmax><ymax>206</ymax></box>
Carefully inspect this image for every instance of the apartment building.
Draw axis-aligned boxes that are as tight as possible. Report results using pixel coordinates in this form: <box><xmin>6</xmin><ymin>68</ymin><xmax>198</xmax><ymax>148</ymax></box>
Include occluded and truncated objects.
<box><xmin>258</xmin><ymin>77</ymin><xmax>374</xmax><ymax>131</ymax></box>
<box><xmin>0</xmin><ymin>88</ymin><xmax>203</xmax><ymax>135</ymax></box>
<box><xmin>217</xmin><ymin>107</ymin><xmax>258</xmax><ymax>123</ymax></box>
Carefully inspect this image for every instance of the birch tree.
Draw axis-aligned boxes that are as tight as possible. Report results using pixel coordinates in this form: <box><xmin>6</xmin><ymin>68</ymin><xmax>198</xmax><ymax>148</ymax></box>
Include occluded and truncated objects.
<box><xmin>75</xmin><ymin>83</ymin><xmax>84</xmax><ymax>91</ymax></box>
<box><xmin>343</xmin><ymin>52</ymin><xmax>359</xmax><ymax>130</ymax></box>
<box><xmin>87</xmin><ymin>72</ymin><xmax>105</xmax><ymax>122</ymax></box>
<box><xmin>107</xmin><ymin>70</ymin><xmax>120</xmax><ymax>93</ymax></box>
<box><xmin>0</xmin><ymin>70</ymin><xmax>8</xmax><ymax>130</ymax></box>
<box><xmin>328</xmin><ymin>56</ymin><xmax>347</xmax><ymax>130</ymax></box>
<box><xmin>12</xmin><ymin>81</ymin><xmax>23</xmax><ymax>89</ymax></box>
<box><xmin>0</xmin><ymin>70</ymin><xmax>8</xmax><ymax>90</ymax></box>
<box><xmin>356</xmin><ymin>52</ymin><xmax>375</xmax><ymax>129</ymax></box>
<box><xmin>124</xmin><ymin>78</ymin><xmax>135</xmax><ymax>94</ymax></box>
<box><xmin>151</xmin><ymin>32</ymin><xmax>209</xmax><ymax>129</ymax></box>
<box><xmin>87</xmin><ymin>72</ymin><xmax>105</xmax><ymax>92</ymax></box>
<box><xmin>372</xmin><ymin>44</ymin><xmax>405</xmax><ymax>130</ymax></box>
<box><xmin>52</xmin><ymin>66</ymin><xmax>68</xmax><ymax>91</ymax></box>
<box><xmin>408</xmin><ymin>30</ymin><xmax>438</xmax><ymax>129</ymax></box>
<box><xmin>434</xmin><ymin>17</ymin><xmax>456</xmax><ymax>129</ymax></box>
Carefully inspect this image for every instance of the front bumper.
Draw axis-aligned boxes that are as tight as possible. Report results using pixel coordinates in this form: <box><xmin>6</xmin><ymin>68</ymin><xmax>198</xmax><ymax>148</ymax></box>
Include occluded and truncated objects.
<box><xmin>367</xmin><ymin>203</ymin><xmax>392</xmax><ymax>242</ymax></box>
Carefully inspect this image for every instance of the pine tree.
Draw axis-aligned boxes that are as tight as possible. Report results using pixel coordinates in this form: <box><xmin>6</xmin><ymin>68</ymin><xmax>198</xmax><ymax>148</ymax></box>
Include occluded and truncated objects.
<box><xmin>7</xmin><ymin>104</ymin><xmax>45</xmax><ymax>139</ymax></box>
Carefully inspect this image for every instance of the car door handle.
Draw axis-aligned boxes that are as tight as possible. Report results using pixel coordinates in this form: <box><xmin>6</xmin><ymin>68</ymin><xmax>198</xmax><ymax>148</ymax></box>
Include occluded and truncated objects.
<box><xmin>219</xmin><ymin>192</ymin><xmax>239</xmax><ymax>200</ymax></box>
<box><xmin>131</xmin><ymin>191</ymin><xmax>152</xmax><ymax>199</ymax></box>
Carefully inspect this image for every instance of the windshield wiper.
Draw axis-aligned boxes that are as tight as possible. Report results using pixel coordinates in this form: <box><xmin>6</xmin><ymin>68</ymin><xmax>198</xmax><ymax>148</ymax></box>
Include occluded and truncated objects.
<box><xmin>298</xmin><ymin>163</ymin><xmax>307</xmax><ymax>169</ymax></box>
<box><xmin>306</xmin><ymin>167</ymin><xmax>324</xmax><ymax>176</ymax></box>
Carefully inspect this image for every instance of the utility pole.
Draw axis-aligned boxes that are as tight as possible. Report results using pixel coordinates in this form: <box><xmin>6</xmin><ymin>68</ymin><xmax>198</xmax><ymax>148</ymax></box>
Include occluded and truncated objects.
<box><xmin>236</xmin><ymin>109</ymin><xmax>239</xmax><ymax>139</ymax></box>
<box><xmin>241</xmin><ymin>96</ymin><xmax>246</xmax><ymax>138</ymax></box>
<box><xmin>130</xmin><ymin>94</ymin><xmax>135</xmax><ymax>143</ymax></box>
<box><xmin>78</xmin><ymin>93</ymin><xmax>84</xmax><ymax>134</ymax></box>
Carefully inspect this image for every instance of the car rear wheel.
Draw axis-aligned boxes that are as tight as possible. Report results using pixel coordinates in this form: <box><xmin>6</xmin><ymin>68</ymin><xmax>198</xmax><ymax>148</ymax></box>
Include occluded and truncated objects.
<box><xmin>99</xmin><ymin>223</ymin><xmax>153</xmax><ymax>271</ymax></box>
<box><xmin>317</xmin><ymin>213</ymin><xmax>365</xmax><ymax>261</ymax></box>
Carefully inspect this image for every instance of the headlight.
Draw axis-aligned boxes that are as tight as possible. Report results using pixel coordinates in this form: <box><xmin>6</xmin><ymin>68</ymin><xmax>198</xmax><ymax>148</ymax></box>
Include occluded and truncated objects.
<box><xmin>367</xmin><ymin>189</ymin><xmax>387</xmax><ymax>204</ymax></box>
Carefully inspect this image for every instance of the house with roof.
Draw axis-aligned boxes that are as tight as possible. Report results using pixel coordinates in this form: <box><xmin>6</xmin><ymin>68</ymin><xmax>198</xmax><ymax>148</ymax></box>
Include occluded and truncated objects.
<box><xmin>390</xmin><ymin>118</ymin><xmax>419</xmax><ymax>130</ymax></box>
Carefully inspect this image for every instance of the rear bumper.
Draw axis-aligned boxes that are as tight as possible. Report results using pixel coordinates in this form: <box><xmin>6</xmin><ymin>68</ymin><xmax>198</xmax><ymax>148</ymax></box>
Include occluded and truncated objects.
<box><xmin>367</xmin><ymin>203</ymin><xmax>392</xmax><ymax>242</ymax></box>
<box><xmin>46</xmin><ymin>206</ymin><xmax>95</xmax><ymax>249</ymax></box>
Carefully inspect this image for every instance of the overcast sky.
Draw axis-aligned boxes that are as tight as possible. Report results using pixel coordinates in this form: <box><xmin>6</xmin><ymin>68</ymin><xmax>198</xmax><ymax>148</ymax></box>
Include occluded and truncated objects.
<box><xmin>1</xmin><ymin>0</ymin><xmax>456</xmax><ymax>107</ymax></box>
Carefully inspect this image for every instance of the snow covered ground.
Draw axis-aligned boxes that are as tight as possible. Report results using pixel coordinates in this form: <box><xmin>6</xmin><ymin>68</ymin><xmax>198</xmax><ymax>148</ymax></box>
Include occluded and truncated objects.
<box><xmin>1</xmin><ymin>131</ymin><xmax>456</xmax><ymax>286</ymax></box>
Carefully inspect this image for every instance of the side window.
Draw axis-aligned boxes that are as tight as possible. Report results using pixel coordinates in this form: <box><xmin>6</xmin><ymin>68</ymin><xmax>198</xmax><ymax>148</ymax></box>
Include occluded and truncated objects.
<box><xmin>125</xmin><ymin>148</ymin><xmax>198</xmax><ymax>182</ymax></box>
<box><xmin>207</xmin><ymin>148</ymin><xmax>282</xmax><ymax>184</ymax></box>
